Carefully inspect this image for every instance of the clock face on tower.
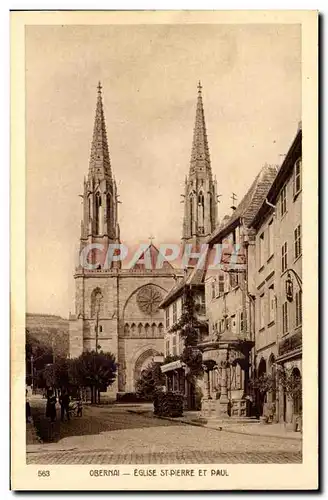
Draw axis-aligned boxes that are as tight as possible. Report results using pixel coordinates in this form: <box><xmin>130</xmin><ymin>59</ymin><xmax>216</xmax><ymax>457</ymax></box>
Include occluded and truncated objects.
<box><xmin>136</xmin><ymin>285</ymin><xmax>163</xmax><ymax>316</ymax></box>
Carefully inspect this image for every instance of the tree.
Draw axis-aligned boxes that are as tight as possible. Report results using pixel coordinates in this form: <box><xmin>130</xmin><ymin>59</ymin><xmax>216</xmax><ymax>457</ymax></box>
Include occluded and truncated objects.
<box><xmin>136</xmin><ymin>362</ymin><xmax>165</xmax><ymax>400</ymax></box>
<box><xmin>55</xmin><ymin>357</ymin><xmax>71</xmax><ymax>389</ymax></box>
<box><xmin>26</xmin><ymin>347</ymin><xmax>117</xmax><ymax>403</ymax></box>
<box><xmin>43</xmin><ymin>363</ymin><xmax>57</xmax><ymax>388</ymax></box>
<box><xmin>68</xmin><ymin>357</ymin><xmax>83</xmax><ymax>390</ymax></box>
<box><xmin>74</xmin><ymin>350</ymin><xmax>117</xmax><ymax>404</ymax></box>
<box><xmin>26</xmin><ymin>329</ymin><xmax>53</xmax><ymax>388</ymax></box>
<box><xmin>249</xmin><ymin>373</ymin><xmax>275</xmax><ymax>394</ymax></box>
<box><xmin>39</xmin><ymin>357</ymin><xmax>70</xmax><ymax>392</ymax></box>
<box><xmin>278</xmin><ymin>367</ymin><xmax>302</xmax><ymax>402</ymax></box>
<box><xmin>180</xmin><ymin>346</ymin><xmax>203</xmax><ymax>379</ymax></box>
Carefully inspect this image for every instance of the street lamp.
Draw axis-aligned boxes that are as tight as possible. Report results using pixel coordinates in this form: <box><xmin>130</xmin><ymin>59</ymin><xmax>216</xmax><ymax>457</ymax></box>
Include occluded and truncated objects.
<box><xmin>285</xmin><ymin>272</ymin><xmax>294</xmax><ymax>302</ymax></box>
<box><xmin>282</xmin><ymin>268</ymin><xmax>302</xmax><ymax>294</ymax></box>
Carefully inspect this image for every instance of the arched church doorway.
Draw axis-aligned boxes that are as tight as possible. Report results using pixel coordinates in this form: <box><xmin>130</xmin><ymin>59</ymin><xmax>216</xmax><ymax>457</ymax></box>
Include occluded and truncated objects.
<box><xmin>133</xmin><ymin>348</ymin><xmax>159</xmax><ymax>391</ymax></box>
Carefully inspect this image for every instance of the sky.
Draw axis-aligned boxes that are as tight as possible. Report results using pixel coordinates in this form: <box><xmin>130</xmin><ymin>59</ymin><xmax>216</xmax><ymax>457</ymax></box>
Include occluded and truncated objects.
<box><xmin>26</xmin><ymin>23</ymin><xmax>301</xmax><ymax>317</ymax></box>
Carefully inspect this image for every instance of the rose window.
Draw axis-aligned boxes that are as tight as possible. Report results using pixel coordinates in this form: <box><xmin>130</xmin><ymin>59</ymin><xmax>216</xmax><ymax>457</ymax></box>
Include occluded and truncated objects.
<box><xmin>136</xmin><ymin>285</ymin><xmax>163</xmax><ymax>316</ymax></box>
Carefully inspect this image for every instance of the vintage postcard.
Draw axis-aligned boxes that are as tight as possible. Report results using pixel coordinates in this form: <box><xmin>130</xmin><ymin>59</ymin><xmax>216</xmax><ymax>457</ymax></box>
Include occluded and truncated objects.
<box><xmin>11</xmin><ymin>10</ymin><xmax>318</xmax><ymax>490</ymax></box>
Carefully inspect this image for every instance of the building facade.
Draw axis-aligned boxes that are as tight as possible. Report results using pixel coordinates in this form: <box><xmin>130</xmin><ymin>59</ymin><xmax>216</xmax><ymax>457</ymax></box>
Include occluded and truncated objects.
<box><xmin>198</xmin><ymin>163</ymin><xmax>278</xmax><ymax>419</ymax></box>
<box><xmin>160</xmin><ymin>270</ymin><xmax>207</xmax><ymax>409</ymax></box>
<box><xmin>250</xmin><ymin>126</ymin><xmax>302</xmax><ymax>424</ymax></box>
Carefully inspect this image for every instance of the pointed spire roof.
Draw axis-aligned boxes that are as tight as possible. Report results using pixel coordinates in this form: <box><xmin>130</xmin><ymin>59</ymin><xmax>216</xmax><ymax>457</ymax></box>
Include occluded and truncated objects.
<box><xmin>89</xmin><ymin>82</ymin><xmax>112</xmax><ymax>179</ymax></box>
<box><xmin>189</xmin><ymin>81</ymin><xmax>212</xmax><ymax>177</ymax></box>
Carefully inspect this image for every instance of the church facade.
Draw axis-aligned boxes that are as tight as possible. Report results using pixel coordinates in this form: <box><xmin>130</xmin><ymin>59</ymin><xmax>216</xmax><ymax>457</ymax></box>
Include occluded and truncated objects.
<box><xmin>69</xmin><ymin>82</ymin><xmax>218</xmax><ymax>397</ymax></box>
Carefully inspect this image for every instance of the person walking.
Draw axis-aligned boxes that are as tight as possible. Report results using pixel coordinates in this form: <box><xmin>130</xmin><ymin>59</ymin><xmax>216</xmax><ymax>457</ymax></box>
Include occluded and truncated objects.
<box><xmin>26</xmin><ymin>389</ymin><xmax>31</xmax><ymax>423</ymax></box>
<box><xmin>77</xmin><ymin>394</ymin><xmax>83</xmax><ymax>417</ymax></box>
<box><xmin>45</xmin><ymin>389</ymin><xmax>57</xmax><ymax>422</ymax></box>
<box><xmin>59</xmin><ymin>389</ymin><xmax>70</xmax><ymax>422</ymax></box>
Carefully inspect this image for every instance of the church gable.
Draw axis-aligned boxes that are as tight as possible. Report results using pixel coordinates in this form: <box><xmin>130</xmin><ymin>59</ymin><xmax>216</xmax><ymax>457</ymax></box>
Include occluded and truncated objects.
<box><xmin>129</xmin><ymin>243</ymin><xmax>174</xmax><ymax>271</ymax></box>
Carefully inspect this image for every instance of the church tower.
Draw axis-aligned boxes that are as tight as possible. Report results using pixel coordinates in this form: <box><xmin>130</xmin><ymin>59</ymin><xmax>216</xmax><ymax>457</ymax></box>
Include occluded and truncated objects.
<box><xmin>80</xmin><ymin>82</ymin><xmax>120</xmax><ymax>264</ymax></box>
<box><xmin>182</xmin><ymin>82</ymin><xmax>218</xmax><ymax>246</ymax></box>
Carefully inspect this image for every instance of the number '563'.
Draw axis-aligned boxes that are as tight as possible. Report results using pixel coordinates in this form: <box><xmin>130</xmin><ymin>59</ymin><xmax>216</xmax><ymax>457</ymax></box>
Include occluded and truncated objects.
<box><xmin>38</xmin><ymin>470</ymin><xmax>50</xmax><ymax>477</ymax></box>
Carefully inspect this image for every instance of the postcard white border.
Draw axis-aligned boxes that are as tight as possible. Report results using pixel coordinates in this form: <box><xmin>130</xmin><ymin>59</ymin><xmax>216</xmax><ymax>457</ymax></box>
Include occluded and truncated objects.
<box><xmin>11</xmin><ymin>10</ymin><xmax>318</xmax><ymax>491</ymax></box>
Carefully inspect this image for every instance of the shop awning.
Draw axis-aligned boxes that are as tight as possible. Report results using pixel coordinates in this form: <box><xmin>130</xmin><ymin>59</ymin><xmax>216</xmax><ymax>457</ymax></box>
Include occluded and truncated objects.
<box><xmin>161</xmin><ymin>360</ymin><xmax>186</xmax><ymax>373</ymax></box>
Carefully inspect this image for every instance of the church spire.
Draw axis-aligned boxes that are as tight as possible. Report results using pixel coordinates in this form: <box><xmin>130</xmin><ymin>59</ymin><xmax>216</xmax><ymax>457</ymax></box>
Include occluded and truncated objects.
<box><xmin>89</xmin><ymin>82</ymin><xmax>112</xmax><ymax>180</ymax></box>
<box><xmin>189</xmin><ymin>81</ymin><xmax>211</xmax><ymax>177</ymax></box>
<box><xmin>182</xmin><ymin>82</ymin><xmax>217</xmax><ymax>245</ymax></box>
<box><xmin>79</xmin><ymin>83</ymin><xmax>119</xmax><ymax>247</ymax></box>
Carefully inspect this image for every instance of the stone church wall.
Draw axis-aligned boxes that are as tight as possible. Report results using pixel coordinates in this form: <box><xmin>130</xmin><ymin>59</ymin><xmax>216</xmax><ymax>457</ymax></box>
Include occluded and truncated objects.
<box><xmin>117</xmin><ymin>274</ymin><xmax>175</xmax><ymax>393</ymax></box>
<box><xmin>70</xmin><ymin>271</ymin><xmax>177</xmax><ymax>396</ymax></box>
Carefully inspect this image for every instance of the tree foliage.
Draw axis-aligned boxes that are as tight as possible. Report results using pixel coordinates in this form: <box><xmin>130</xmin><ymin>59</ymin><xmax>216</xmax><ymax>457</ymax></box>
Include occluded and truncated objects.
<box><xmin>75</xmin><ymin>350</ymin><xmax>117</xmax><ymax>391</ymax></box>
<box><xmin>278</xmin><ymin>367</ymin><xmax>302</xmax><ymax>401</ymax></box>
<box><xmin>42</xmin><ymin>363</ymin><xmax>57</xmax><ymax>388</ymax></box>
<box><xmin>163</xmin><ymin>354</ymin><xmax>180</xmax><ymax>364</ymax></box>
<box><xmin>26</xmin><ymin>328</ymin><xmax>118</xmax><ymax>402</ymax></box>
<box><xmin>168</xmin><ymin>286</ymin><xmax>204</xmax><ymax>380</ymax></box>
<box><xmin>153</xmin><ymin>392</ymin><xmax>184</xmax><ymax>417</ymax></box>
<box><xmin>26</xmin><ymin>329</ymin><xmax>53</xmax><ymax>375</ymax></box>
<box><xmin>249</xmin><ymin>367</ymin><xmax>302</xmax><ymax>401</ymax></box>
<box><xmin>135</xmin><ymin>362</ymin><xmax>165</xmax><ymax>400</ymax></box>
<box><xmin>169</xmin><ymin>286</ymin><xmax>202</xmax><ymax>346</ymax></box>
<box><xmin>249</xmin><ymin>373</ymin><xmax>275</xmax><ymax>394</ymax></box>
<box><xmin>180</xmin><ymin>346</ymin><xmax>203</xmax><ymax>379</ymax></box>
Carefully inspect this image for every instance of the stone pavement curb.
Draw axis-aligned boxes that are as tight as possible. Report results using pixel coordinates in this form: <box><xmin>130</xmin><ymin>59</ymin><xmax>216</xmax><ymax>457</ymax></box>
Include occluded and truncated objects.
<box><xmin>127</xmin><ymin>409</ymin><xmax>302</xmax><ymax>441</ymax></box>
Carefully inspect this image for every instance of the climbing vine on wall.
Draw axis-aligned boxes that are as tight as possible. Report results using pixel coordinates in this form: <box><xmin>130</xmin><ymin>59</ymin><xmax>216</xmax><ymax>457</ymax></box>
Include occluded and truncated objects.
<box><xmin>169</xmin><ymin>285</ymin><xmax>204</xmax><ymax>380</ymax></box>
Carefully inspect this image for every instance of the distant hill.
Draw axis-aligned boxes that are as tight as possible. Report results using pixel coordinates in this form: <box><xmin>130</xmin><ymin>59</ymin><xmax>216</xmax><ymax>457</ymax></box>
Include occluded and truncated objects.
<box><xmin>26</xmin><ymin>313</ymin><xmax>69</xmax><ymax>359</ymax></box>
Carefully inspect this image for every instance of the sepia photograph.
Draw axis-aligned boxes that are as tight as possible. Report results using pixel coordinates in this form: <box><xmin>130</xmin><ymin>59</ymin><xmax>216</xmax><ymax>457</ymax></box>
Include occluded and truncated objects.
<box><xmin>11</xmin><ymin>10</ymin><xmax>318</xmax><ymax>491</ymax></box>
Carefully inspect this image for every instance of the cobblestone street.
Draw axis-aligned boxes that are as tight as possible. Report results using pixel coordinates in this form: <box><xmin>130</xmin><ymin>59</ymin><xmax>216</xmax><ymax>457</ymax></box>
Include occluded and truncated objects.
<box><xmin>27</xmin><ymin>399</ymin><xmax>302</xmax><ymax>465</ymax></box>
<box><xmin>27</xmin><ymin>449</ymin><xmax>301</xmax><ymax>465</ymax></box>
